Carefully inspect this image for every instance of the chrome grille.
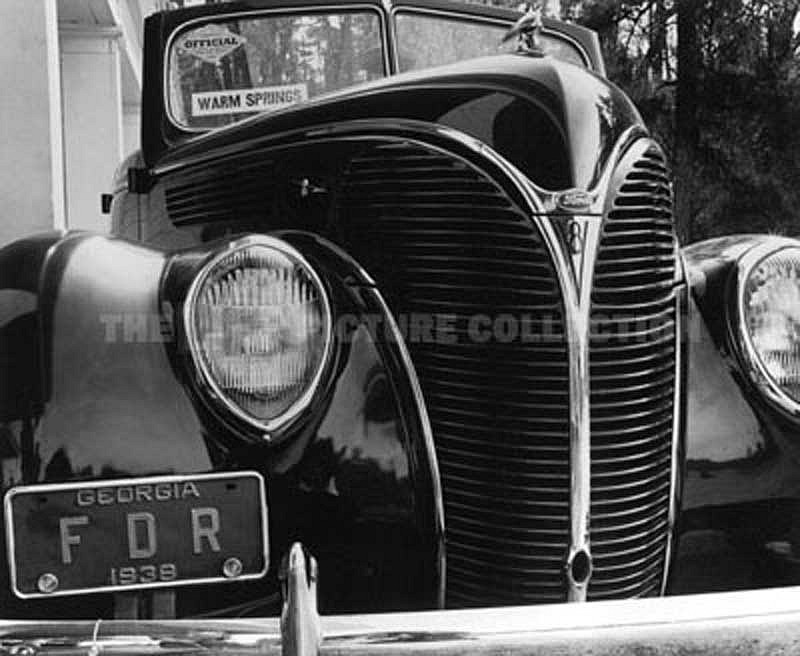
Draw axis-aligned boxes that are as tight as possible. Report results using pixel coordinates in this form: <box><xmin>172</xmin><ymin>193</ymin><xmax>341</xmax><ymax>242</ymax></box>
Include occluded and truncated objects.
<box><xmin>588</xmin><ymin>144</ymin><xmax>677</xmax><ymax>599</ymax></box>
<box><xmin>165</xmin><ymin>155</ymin><xmax>275</xmax><ymax>226</ymax></box>
<box><xmin>340</xmin><ymin>142</ymin><xmax>570</xmax><ymax>605</ymax></box>
<box><xmin>161</xmin><ymin>135</ymin><xmax>679</xmax><ymax>606</ymax></box>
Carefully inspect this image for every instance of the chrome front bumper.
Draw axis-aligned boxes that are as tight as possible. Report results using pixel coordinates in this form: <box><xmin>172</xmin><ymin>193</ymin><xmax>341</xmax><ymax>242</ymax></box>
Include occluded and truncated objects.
<box><xmin>2</xmin><ymin>585</ymin><xmax>800</xmax><ymax>656</ymax></box>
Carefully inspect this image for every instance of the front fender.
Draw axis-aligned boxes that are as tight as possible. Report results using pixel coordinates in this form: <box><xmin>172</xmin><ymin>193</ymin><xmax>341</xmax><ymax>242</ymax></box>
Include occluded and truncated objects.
<box><xmin>672</xmin><ymin>236</ymin><xmax>800</xmax><ymax>593</ymax></box>
<box><xmin>0</xmin><ymin>231</ymin><xmax>442</xmax><ymax>617</ymax></box>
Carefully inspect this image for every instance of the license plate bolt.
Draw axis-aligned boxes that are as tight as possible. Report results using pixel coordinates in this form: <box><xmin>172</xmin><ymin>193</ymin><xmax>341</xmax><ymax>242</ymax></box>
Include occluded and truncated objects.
<box><xmin>37</xmin><ymin>572</ymin><xmax>59</xmax><ymax>594</ymax></box>
<box><xmin>223</xmin><ymin>557</ymin><xmax>243</xmax><ymax>579</ymax></box>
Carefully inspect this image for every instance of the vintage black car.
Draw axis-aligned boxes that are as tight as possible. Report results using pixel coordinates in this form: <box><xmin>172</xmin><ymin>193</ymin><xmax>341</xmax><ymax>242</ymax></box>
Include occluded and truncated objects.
<box><xmin>2</xmin><ymin>0</ymin><xmax>800</xmax><ymax>635</ymax></box>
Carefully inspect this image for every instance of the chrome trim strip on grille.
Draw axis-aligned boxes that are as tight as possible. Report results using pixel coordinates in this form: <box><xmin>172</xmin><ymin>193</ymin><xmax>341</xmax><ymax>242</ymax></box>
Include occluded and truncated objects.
<box><xmin>661</xmin><ymin>283</ymin><xmax>685</xmax><ymax>595</ymax></box>
<box><xmin>521</xmin><ymin>213</ymin><xmax>592</xmax><ymax>602</ymax></box>
<box><xmin>560</xmin><ymin>127</ymin><xmax>650</xmax><ymax>601</ymax></box>
<box><xmin>369</xmin><ymin>286</ymin><xmax>447</xmax><ymax>608</ymax></box>
<box><xmin>562</xmin><ymin>215</ymin><xmax>601</xmax><ymax>601</ymax></box>
<box><xmin>541</xmin><ymin>210</ymin><xmax>602</xmax><ymax>602</ymax></box>
<box><xmin>275</xmin><ymin>218</ymin><xmax>445</xmax><ymax>603</ymax></box>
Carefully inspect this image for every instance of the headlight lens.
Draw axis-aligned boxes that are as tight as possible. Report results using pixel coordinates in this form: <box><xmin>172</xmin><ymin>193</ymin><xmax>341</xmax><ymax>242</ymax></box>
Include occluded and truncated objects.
<box><xmin>186</xmin><ymin>237</ymin><xmax>331</xmax><ymax>434</ymax></box>
<box><xmin>741</xmin><ymin>246</ymin><xmax>800</xmax><ymax>405</ymax></box>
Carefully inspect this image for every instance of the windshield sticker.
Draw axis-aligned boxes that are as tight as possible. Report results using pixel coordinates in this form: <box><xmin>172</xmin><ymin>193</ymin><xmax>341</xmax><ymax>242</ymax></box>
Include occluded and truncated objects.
<box><xmin>177</xmin><ymin>24</ymin><xmax>246</xmax><ymax>64</ymax></box>
<box><xmin>191</xmin><ymin>85</ymin><xmax>309</xmax><ymax>117</ymax></box>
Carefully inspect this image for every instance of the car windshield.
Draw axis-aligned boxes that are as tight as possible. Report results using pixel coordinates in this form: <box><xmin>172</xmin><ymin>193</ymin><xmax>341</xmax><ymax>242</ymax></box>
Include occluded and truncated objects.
<box><xmin>167</xmin><ymin>9</ymin><xmax>589</xmax><ymax>131</ymax></box>
<box><xmin>394</xmin><ymin>12</ymin><xmax>588</xmax><ymax>72</ymax></box>
<box><xmin>167</xmin><ymin>10</ymin><xmax>385</xmax><ymax>130</ymax></box>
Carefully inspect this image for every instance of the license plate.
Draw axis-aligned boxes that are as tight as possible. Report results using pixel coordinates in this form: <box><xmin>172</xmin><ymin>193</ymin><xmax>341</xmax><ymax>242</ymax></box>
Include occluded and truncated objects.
<box><xmin>4</xmin><ymin>472</ymin><xmax>268</xmax><ymax>599</ymax></box>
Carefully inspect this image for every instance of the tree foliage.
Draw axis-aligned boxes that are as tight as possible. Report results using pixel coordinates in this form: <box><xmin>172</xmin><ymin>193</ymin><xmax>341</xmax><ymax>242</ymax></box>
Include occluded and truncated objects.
<box><xmin>670</xmin><ymin>0</ymin><xmax>800</xmax><ymax>240</ymax></box>
<box><xmin>524</xmin><ymin>0</ymin><xmax>800</xmax><ymax>241</ymax></box>
<box><xmin>471</xmin><ymin>0</ymin><xmax>800</xmax><ymax>240</ymax></box>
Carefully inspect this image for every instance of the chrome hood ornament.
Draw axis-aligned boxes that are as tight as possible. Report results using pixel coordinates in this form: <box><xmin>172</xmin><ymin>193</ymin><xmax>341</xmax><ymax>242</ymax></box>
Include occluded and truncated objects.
<box><xmin>501</xmin><ymin>3</ymin><xmax>545</xmax><ymax>56</ymax></box>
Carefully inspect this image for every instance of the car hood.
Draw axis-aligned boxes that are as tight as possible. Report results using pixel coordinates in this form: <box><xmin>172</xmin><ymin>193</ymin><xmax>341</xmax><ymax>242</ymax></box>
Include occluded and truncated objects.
<box><xmin>153</xmin><ymin>53</ymin><xmax>644</xmax><ymax>191</ymax></box>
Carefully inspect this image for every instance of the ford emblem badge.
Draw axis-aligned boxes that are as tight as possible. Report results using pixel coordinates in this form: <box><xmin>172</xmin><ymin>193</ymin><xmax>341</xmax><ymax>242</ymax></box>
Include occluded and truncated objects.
<box><xmin>556</xmin><ymin>189</ymin><xmax>593</xmax><ymax>212</ymax></box>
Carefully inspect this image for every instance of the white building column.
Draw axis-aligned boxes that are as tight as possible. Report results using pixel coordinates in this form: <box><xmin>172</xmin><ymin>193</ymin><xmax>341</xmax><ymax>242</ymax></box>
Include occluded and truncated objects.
<box><xmin>0</xmin><ymin>0</ymin><xmax>66</xmax><ymax>246</ymax></box>
<box><xmin>59</xmin><ymin>27</ymin><xmax>125</xmax><ymax>233</ymax></box>
<box><xmin>123</xmin><ymin>103</ymin><xmax>142</xmax><ymax>157</ymax></box>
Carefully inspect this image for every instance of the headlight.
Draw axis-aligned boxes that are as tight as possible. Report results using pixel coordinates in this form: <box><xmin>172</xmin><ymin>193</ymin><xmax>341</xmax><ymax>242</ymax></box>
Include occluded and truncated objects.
<box><xmin>184</xmin><ymin>236</ymin><xmax>332</xmax><ymax>436</ymax></box>
<box><xmin>739</xmin><ymin>242</ymin><xmax>800</xmax><ymax>413</ymax></box>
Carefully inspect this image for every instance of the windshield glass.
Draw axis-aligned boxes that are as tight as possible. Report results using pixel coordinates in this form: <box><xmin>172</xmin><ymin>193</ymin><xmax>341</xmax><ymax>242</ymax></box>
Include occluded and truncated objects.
<box><xmin>395</xmin><ymin>12</ymin><xmax>588</xmax><ymax>72</ymax></box>
<box><xmin>168</xmin><ymin>11</ymin><xmax>385</xmax><ymax>130</ymax></box>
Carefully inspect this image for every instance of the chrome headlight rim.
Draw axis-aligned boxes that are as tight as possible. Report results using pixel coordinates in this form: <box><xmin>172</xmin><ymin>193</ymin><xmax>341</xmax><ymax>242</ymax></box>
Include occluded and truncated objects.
<box><xmin>183</xmin><ymin>234</ymin><xmax>334</xmax><ymax>439</ymax></box>
<box><xmin>735</xmin><ymin>238</ymin><xmax>800</xmax><ymax>418</ymax></box>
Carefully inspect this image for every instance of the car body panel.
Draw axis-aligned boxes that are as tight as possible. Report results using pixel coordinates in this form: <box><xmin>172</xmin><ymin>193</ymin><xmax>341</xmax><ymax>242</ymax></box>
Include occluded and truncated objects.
<box><xmin>683</xmin><ymin>234</ymin><xmax>800</xmax><ymax>502</ymax></box>
<box><xmin>669</xmin><ymin>238</ymin><xmax>800</xmax><ymax>593</ymax></box>
<box><xmin>0</xmin><ymin>231</ymin><xmax>443</xmax><ymax>617</ymax></box>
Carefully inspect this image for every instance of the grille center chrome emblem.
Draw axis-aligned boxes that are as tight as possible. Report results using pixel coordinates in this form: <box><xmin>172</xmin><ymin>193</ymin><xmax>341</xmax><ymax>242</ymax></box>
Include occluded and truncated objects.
<box><xmin>566</xmin><ymin>218</ymin><xmax>587</xmax><ymax>255</ymax></box>
<box><xmin>552</xmin><ymin>189</ymin><xmax>600</xmax><ymax>296</ymax></box>
<box><xmin>553</xmin><ymin>215</ymin><xmax>602</xmax><ymax>297</ymax></box>
<box><xmin>555</xmin><ymin>188</ymin><xmax>593</xmax><ymax>213</ymax></box>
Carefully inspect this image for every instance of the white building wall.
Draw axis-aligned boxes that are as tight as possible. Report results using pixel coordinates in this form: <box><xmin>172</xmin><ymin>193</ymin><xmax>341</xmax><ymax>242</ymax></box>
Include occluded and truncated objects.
<box><xmin>0</xmin><ymin>0</ymin><xmax>65</xmax><ymax>246</ymax></box>
<box><xmin>60</xmin><ymin>30</ymin><xmax>124</xmax><ymax>233</ymax></box>
<box><xmin>0</xmin><ymin>0</ymin><xmax>158</xmax><ymax>247</ymax></box>
<box><xmin>123</xmin><ymin>104</ymin><xmax>142</xmax><ymax>157</ymax></box>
